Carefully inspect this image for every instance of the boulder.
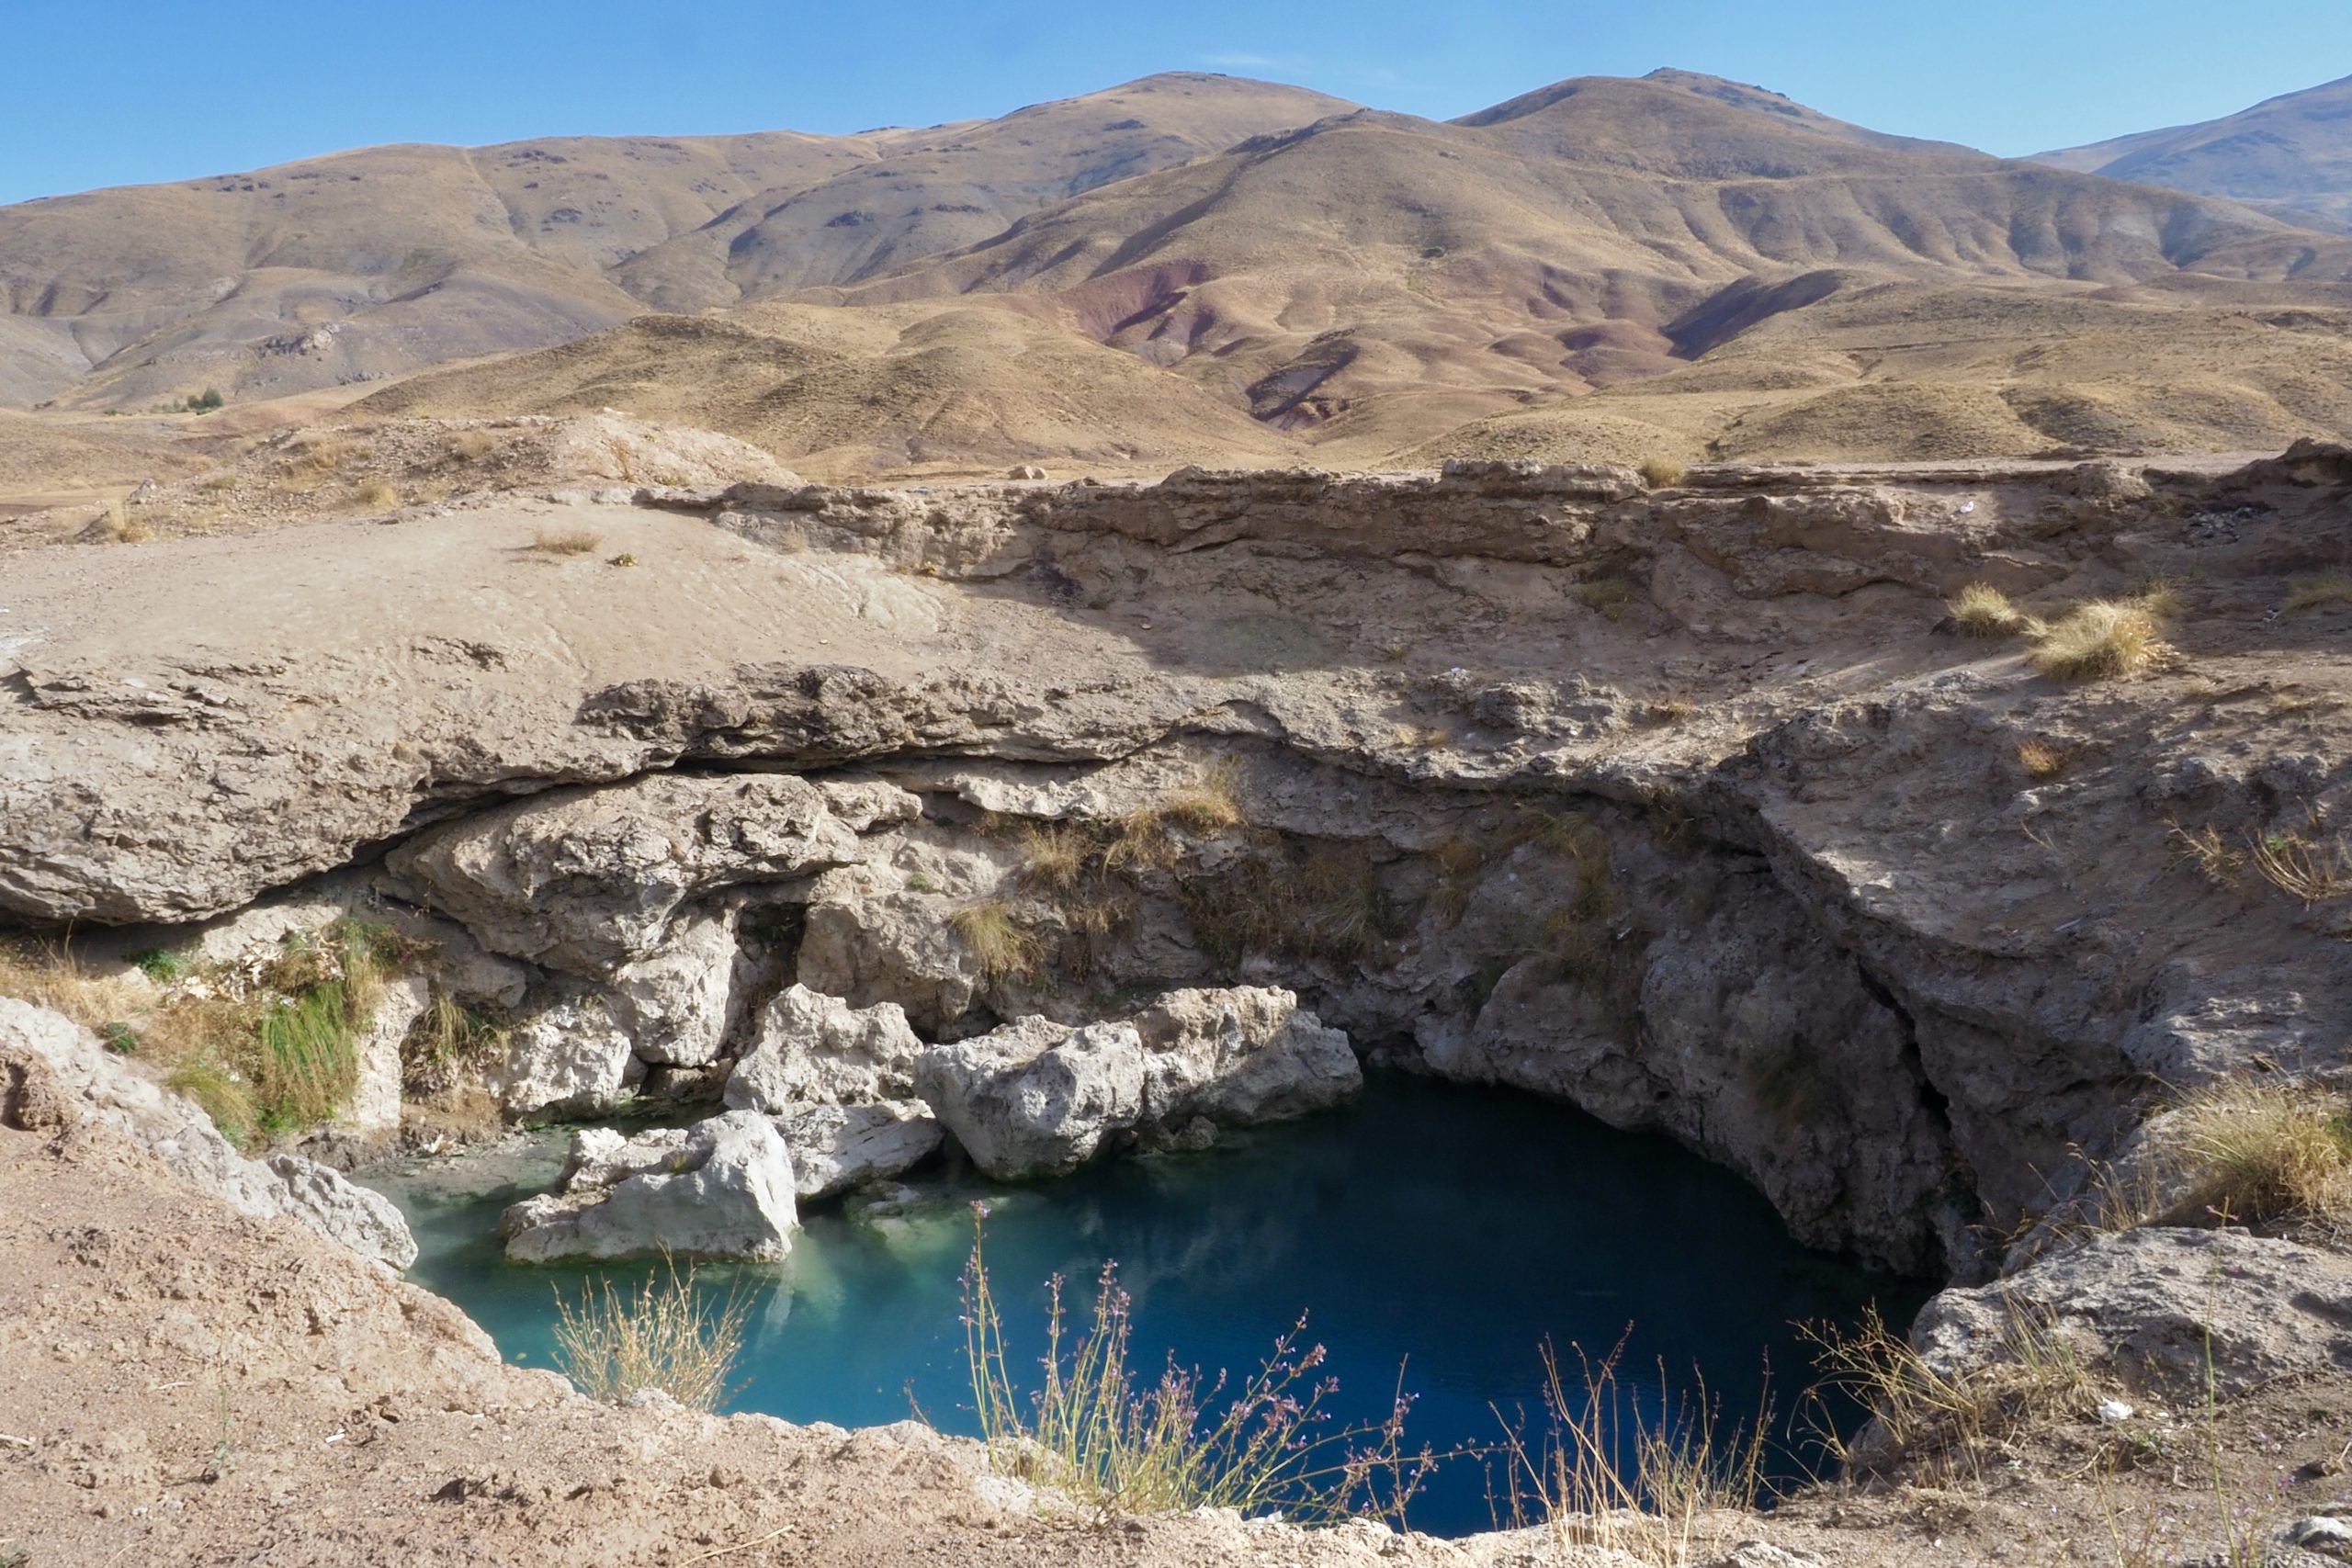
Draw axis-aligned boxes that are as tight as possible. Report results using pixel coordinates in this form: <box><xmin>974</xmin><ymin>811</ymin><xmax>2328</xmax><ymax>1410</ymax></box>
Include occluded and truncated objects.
<box><xmin>774</xmin><ymin>1100</ymin><xmax>944</xmax><ymax>1199</ymax></box>
<box><xmin>0</xmin><ymin>998</ymin><xmax>417</xmax><ymax>1269</ymax></box>
<box><xmin>605</xmin><ymin>906</ymin><xmax>741</xmax><ymax>1066</ymax></box>
<box><xmin>263</xmin><ymin>1155</ymin><xmax>421</xmax><ymax>1269</ymax></box>
<box><xmin>385</xmin><ymin>773</ymin><xmax>870</xmax><ymax>974</ymax></box>
<box><xmin>797</xmin><ymin>890</ymin><xmax>985</xmax><ymax>1037</ymax></box>
<box><xmin>501</xmin><ymin>1109</ymin><xmax>797</xmax><ymax>1261</ymax></box>
<box><xmin>1130</xmin><ymin>987</ymin><xmax>1360</xmax><ymax>1125</ymax></box>
<box><xmin>724</xmin><ymin>984</ymin><xmax>926</xmax><ymax>1111</ymax></box>
<box><xmin>912</xmin><ymin>1017</ymin><xmax>1146</xmax><ymax>1179</ymax></box>
<box><xmin>1914</xmin><ymin>1226</ymin><xmax>2352</xmax><ymax>1397</ymax></box>
<box><xmin>491</xmin><ymin>989</ymin><xmax>640</xmax><ymax>1121</ymax></box>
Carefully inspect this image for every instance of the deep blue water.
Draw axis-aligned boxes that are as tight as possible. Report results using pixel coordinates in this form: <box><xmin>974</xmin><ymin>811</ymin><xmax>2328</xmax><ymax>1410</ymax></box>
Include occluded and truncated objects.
<box><xmin>363</xmin><ymin>1074</ymin><xmax>1925</xmax><ymax>1537</ymax></box>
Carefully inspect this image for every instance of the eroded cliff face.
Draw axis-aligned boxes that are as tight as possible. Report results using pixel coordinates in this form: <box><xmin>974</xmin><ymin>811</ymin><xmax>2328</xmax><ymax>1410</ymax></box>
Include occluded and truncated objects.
<box><xmin>5</xmin><ymin>446</ymin><xmax>2349</xmax><ymax>1277</ymax></box>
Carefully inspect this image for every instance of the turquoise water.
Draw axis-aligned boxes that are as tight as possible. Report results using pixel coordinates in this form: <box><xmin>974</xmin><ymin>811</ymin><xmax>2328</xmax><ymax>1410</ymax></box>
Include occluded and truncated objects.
<box><xmin>364</xmin><ymin>1075</ymin><xmax>1925</xmax><ymax>1537</ymax></box>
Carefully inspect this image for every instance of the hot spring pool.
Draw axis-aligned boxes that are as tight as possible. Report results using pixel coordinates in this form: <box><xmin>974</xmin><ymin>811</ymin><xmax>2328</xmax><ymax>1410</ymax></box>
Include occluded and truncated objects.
<box><xmin>361</xmin><ymin>1074</ymin><xmax>1925</xmax><ymax>1536</ymax></box>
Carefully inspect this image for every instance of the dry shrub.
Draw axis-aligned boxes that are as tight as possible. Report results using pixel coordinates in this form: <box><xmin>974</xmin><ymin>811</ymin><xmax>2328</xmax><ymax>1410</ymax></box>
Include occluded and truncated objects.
<box><xmin>2162</xmin><ymin>1078</ymin><xmax>2352</xmax><ymax>1232</ymax></box>
<box><xmin>1177</xmin><ymin>843</ymin><xmax>1394</xmax><ymax>968</ymax></box>
<box><xmin>553</xmin><ymin>1258</ymin><xmax>748</xmax><ymax>1412</ymax></box>
<box><xmin>959</xmin><ymin>1218</ymin><xmax>1429</xmax><ymax>1525</ymax></box>
<box><xmin>1802</xmin><ymin>1299</ymin><xmax>2089</xmax><ymax>1485</ymax></box>
<box><xmin>2282</xmin><ymin>572</ymin><xmax>2352</xmax><ymax>613</ymax></box>
<box><xmin>532</xmin><ymin>525</ymin><xmax>603</xmax><ymax>556</ymax></box>
<box><xmin>1636</xmin><ymin>457</ymin><xmax>1684</xmax><ymax>490</ymax></box>
<box><xmin>2030</xmin><ymin>600</ymin><xmax>2166</xmax><ymax>681</ymax></box>
<box><xmin>1949</xmin><ymin>582</ymin><xmax>2035</xmax><ymax>638</ymax></box>
<box><xmin>2015</xmin><ymin>739</ymin><xmax>2070</xmax><ymax>780</ymax></box>
<box><xmin>2248</xmin><ymin>829</ymin><xmax>2352</xmax><ymax>906</ymax></box>
<box><xmin>354</xmin><ymin>478</ymin><xmax>399</xmax><ymax>509</ymax></box>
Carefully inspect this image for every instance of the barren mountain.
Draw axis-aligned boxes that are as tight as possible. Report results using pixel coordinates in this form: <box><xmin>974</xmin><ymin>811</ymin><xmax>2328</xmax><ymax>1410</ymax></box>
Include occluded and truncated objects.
<box><xmin>365</xmin><ymin>70</ymin><xmax>2352</xmax><ymax>475</ymax></box>
<box><xmin>2036</xmin><ymin>73</ymin><xmax>2352</xmax><ymax>231</ymax></box>
<box><xmin>12</xmin><ymin>66</ymin><xmax>2352</xmax><ymax>484</ymax></box>
<box><xmin>0</xmin><ymin>74</ymin><xmax>1352</xmax><ymax>413</ymax></box>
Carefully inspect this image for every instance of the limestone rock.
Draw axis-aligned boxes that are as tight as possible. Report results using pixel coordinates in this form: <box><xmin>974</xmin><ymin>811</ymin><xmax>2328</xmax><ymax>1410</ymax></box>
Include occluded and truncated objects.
<box><xmin>724</xmin><ymin>984</ymin><xmax>926</xmax><ymax>1111</ymax></box>
<box><xmin>605</xmin><ymin>906</ymin><xmax>741</xmax><ymax>1066</ymax></box>
<box><xmin>913</xmin><ymin>1017</ymin><xmax>1147</xmax><ymax>1179</ymax></box>
<box><xmin>774</xmin><ymin>1100</ymin><xmax>944</xmax><ymax>1199</ymax></box>
<box><xmin>1130</xmin><ymin>987</ymin><xmax>1361</xmax><ymax>1125</ymax></box>
<box><xmin>816</xmin><ymin>779</ymin><xmax>923</xmax><ymax>833</ymax></box>
<box><xmin>797</xmin><ymin>890</ymin><xmax>986</xmax><ymax>1037</ymax></box>
<box><xmin>0</xmin><ymin>997</ymin><xmax>417</xmax><ymax>1269</ymax></box>
<box><xmin>385</xmin><ymin>773</ymin><xmax>867</xmax><ymax>974</ymax></box>
<box><xmin>492</xmin><ymin>989</ymin><xmax>640</xmax><ymax>1121</ymax></box>
<box><xmin>263</xmin><ymin>1155</ymin><xmax>422</xmax><ymax>1270</ymax></box>
<box><xmin>501</xmin><ymin>1109</ymin><xmax>797</xmax><ymax>1261</ymax></box>
<box><xmin>344</xmin><ymin>974</ymin><xmax>431</xmax><ymax>1138</ymax></box>
<box><xmin>557</xmin><ymin>1123</ymin><xmax>688</xmax><ymax>1190</ymax></box>
<box><xmin>1915</xmin><ymin>1226</ymin><xmax>2352</xmax><ymax>1396</ymax></box>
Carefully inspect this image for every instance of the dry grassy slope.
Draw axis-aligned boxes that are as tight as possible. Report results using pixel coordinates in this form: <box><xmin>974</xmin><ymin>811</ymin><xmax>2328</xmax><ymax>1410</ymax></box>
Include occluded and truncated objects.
<box><xmin>0</xmin><ymin>75</ymin><xmax>1350</xmax><ymax>413</ymax></box>
<box><xmin>1399</xmin><ymin>279</ymin><xmax>2352</xmax><ymax>466</ymax></box>
<box><xmin>356</xmin><ymin>302</ymin><xmax>1304</xmax><ymax>479</ymax></box>
<box><xmin>2036</xmin><ymin>73</ymin><xmax>2352</xmax><ymax>231</ymax></box>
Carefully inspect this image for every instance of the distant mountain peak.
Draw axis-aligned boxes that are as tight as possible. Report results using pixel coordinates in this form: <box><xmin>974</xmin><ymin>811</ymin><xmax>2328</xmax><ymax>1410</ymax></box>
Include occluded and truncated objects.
<box><xmin>2034</xmin><ymin>72</ymin><xmax>2352</xmax><ymax>231</ymax></box>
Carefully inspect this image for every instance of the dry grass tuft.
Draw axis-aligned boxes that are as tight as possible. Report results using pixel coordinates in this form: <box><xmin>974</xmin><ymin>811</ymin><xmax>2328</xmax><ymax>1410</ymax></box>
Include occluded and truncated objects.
<box><xmin>2248</xmin><ymin>829</ymin><xmax>2352</xmax><ymax>906</ymax></box>
<box><xmin>2282</xmin><ymin>572</ymin><xmax>2352</xmax><ymax>613</ymax></box>
<box><xmin>0</xmin><ymin>940</ymin><xmax>150</xmax><ymax>1027</ymax></box>
<box><xmin>552</xmin><ymin>1258</ymin><xmax>748</xmax><ymax>1412</ymax></box>
<box><xmin>2030</xmin><ymin>599</ymin><xmax>2166</xmax><ymax>681</ymax></box>
<box><xmin>2015</xmin><ymin>738</ymin><xmax>2070</xmax><ymax>780</ymax></box>
<box><xmin>1635</xmin><ymin>457</ymin><xmax>1685</xmax><ymax>490</ymax></box>
<box><xmin>2163</xmin><ymin>1078</ymin><xmax>2352</xmax><ymax>1231</ymax></box>
<box><xmin>1159</xmin><ymin>759</ymin><xmax>1245</xmax><ymax>836</ymax></box>
<box><xmin>94</xmin><ymin>500</ymin><xmax>153</xmax><ymax>544</ymax></box>
<box><xmin>2169</xmin><ymin>823</ymin><xmax>2244</xmax><ymax>886</ymax></box>
<box><xmin>1948</xmin><ymin>582</ymin><xmax>2037</xmax><ymax>638</ymax></box>
<box><xmin>1645</xmin><ymin>696</ymin><xmax>1697</xmax><ymax>726</ymax></box>
<box><xmin>950</xmin><ymin>899</ymin><xmax>1046</xmax><ymax>983</ymax></box>
<box><xmin>354</xmin><ymin>478</ymin><xmax>399</xmax><ymax>509</ymax></box>
<box><xmin>401</xmin><ymin>992</ymin><xmax>509</xmax><ymax>1098</ymax></box>
<box><xmin>1491</xmin><ymin>1337</ymin><xmax>1768</xmax><ymax>1564</ymax></box>
<box><xmin>288</xmin><ymin>434</ymin><xmax>354</xmax><ymax>476</ymax></box>
<box><xmin>1802</xmin><ymin>1298</ymin><xmax>2090</xmax><ymax>1485</ymax></box>
<box><xmin>532</xmin><ymin>525</ymin><xmax>604</xmax><ymax>557</ymax></box>
<box><xmin>1015</xmin><ymin>823</ymin><xmax>1098</xmax><ymax>895</ymax></box>
<box><xmin>1574</xmin><ymin>576</ymin><xmax>1635</xmax><ymax>623</ymax></box>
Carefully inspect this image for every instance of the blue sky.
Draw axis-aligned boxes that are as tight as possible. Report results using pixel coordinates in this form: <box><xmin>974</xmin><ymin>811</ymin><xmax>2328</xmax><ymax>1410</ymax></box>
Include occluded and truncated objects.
<box><xmin>3</xmin><ymin>0</ymin><xmax>2344</xmax><ymax>205</ymax></box>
